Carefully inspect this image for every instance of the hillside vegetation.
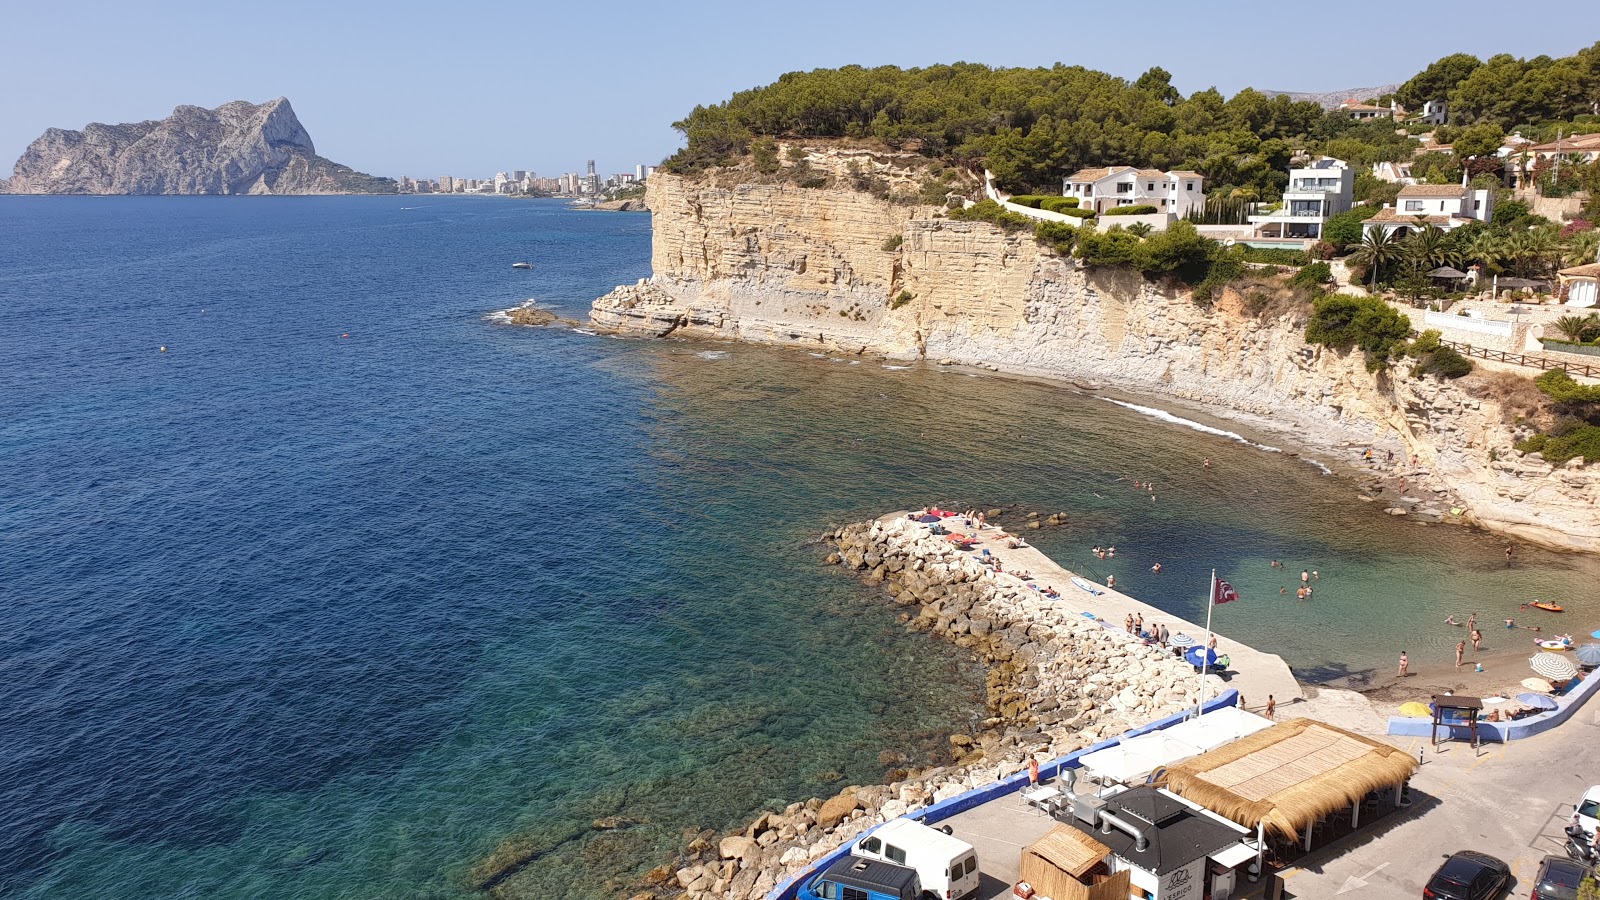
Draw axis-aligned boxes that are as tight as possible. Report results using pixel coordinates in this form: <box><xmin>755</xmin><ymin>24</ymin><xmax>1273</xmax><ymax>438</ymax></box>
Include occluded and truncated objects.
<box><xmin>665</xmin><ymin>45</ymin><xmax>1600</xmax><ymax>197</ymax></box>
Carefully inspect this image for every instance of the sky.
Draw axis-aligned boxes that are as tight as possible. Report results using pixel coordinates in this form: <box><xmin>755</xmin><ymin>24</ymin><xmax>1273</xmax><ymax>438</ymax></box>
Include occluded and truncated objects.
<box><xmin>3</xmin><ymin>0</ymin><xmax>1597</xmax><ymax>180</ymax></box>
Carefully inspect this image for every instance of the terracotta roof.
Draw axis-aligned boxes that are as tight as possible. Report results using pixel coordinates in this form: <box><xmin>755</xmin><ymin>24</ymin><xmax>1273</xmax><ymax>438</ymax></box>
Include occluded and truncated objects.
<box><xmin>1530</xmin><ymin>132</ymin><xmax>1600</xmax><ymax>153</ymax></box>
<box><xmin>1366</xmin><ymin>208</ymin><xmax>1455</xmax><ymax>225</ymax></box>
<box><xmin>1398</xmin><ymin>183</ymin><xmax>1467</xmax><ymax>197</ymax></box>
<box><xmin>1134</xmin><ymin>168</ymin><xmax>1169</xmax><ymax>179</ymax></box>
<box><xmin>1064</xmin><ymin>166</ymin><xmax>1120</xmax><ymax>183</ymax></box>
<box><xmin>1169</xmin><ymin>171</ymin><xmax>1203</xmax><ymax>178</ymax></box>
<box><xmin>1559</xmin><ymin>263</ymin><xmax>1600</xmax><ymax>279</ymax></box>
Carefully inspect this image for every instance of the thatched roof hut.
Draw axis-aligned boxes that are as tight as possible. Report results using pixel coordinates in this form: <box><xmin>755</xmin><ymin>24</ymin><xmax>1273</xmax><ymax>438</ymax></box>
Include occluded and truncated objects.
<box><xmin>1160</xmin><ymin>718</ymin><xmax>1417</xmax><ymax>841</ymax></box>
<box><xmin>1019</xmin><ymin>826</ymin><xmax>1129</xmax><ymax>900</ymax></box>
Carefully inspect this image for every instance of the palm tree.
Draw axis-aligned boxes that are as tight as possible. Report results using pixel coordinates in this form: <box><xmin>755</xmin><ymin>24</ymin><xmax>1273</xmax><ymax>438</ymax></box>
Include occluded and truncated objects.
<box><xmin>1404</xmin><ymin>223</ymin><xmax>1456</xmax><ymax>272</ymax></box>
<box><xmin>1126</xmin><ymin>222</ymin><xmax>1154</xmax><ymax>238</ymax></box>
<box><xmin>1563</xmin><ymin>229</ymin><xmax>1600</xmax><ymax>268</ymax></box>
<box><xmin>1463</xmin><ymin>230</ymin><xmax>1503</xmax><ymax>271</ymax></box>
<box><xmin>1350</xmin><ymin>225</ymin><xmax>1403</xmax><ymax>290</ymax></box>
<box><xmin>1553</xmin><ymin>314</ymin><xmax>1598</xmax><ymax>342</ymax></box>
<box><xmin>1522</xmin><ymin>228</ymin><xmax>1560</xmax><ymax>278</ymax></box>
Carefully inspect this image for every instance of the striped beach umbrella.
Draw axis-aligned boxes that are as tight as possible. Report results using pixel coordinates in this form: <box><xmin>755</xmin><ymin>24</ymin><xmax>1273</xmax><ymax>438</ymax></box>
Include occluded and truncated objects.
<box><xmin>1575</xmin><ymin>644</ymin><xmax>1600</xmax><ymax>666</ymax></box>
<box><xmin>1530</xmin><ymin>652</ymin><xmax>1579</xmax><ymax>681</ymax></box>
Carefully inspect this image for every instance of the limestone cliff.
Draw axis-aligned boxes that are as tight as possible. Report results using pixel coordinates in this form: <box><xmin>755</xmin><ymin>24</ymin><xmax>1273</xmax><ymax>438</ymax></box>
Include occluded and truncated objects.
<box><xmin>1</xmin><ymin>98</ymin><xmax>395</xmax><ymax>195</ymax></box>
<box><xmin>593</xmin><ymin>152</ymin><xmax>1600</xmax><ymax>552</ymax></box>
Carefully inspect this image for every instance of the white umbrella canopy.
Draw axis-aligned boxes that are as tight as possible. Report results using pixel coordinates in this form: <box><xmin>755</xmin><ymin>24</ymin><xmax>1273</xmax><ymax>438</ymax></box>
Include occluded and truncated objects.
<box><xmin>1531</xmin><ymin>652</ymin><xmax>1579</xmax><ymax>681</ymax></box>
<box><xmin>1078</xmin><ymin>744</ymin><xmax>1168</xmax><ymax>785</ymax></box>
<box><xmin>1119</xmin><ymin>731</ymin><xmax>1204</xmax><ymax>766</ymax></box>
<box><xmin>1522</xmin><ymin>677</ymin><xmax>1555</xmax><ymax>693</ymax></box>
<box><xmin>1163</xmin><ymin>706</ymin><xmax>1275</xmax><ymax>752</ymax></box>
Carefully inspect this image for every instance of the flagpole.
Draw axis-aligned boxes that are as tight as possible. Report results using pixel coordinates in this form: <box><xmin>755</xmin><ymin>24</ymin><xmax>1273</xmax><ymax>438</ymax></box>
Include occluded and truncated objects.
<box><xmin>1197</xmin><ymin>569</ymin><xmax>1216</xmax><ymax>717</ymax></box>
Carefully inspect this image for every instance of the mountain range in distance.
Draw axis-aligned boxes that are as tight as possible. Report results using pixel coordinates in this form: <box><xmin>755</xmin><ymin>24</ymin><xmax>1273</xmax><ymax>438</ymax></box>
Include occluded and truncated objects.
<box><xmin>1257</xmin><ymin>83</ymin><xmax>1404</xmax><ymax>109</ymax></box>
<box><xmin>0</xmin><ymin>98</ymin><xmax>395</xmax><ymax>195</ymax></box>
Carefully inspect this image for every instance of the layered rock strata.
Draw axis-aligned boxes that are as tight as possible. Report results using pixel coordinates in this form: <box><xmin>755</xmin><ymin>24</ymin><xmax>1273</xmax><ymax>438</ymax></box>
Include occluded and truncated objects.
<box><xmin>2</xmin><ymin>98</ymin><xmax>395</xmax><ymax>195</ymax></box>
<box><xmin>592</xmin><ymin>157</ymin><xmax>1600</xmax><ymax>552</ymax></box>
<box><xmin>637</xmin><ymin>515</ymin><xmax>1217</xmax><ymax>900</ymax></box>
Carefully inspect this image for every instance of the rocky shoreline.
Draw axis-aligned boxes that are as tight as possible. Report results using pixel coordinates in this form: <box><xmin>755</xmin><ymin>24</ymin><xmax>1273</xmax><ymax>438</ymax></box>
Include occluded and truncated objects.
<box><xmin>619</xmin><ymin>514</ymin><xmax>1221</xmax><ymax>900</ymax></box>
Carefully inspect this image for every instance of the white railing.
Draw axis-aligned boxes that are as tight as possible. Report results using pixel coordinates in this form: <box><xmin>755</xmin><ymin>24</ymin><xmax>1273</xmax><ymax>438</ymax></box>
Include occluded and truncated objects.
<box><xmin>1425</xmin><ymin>311</ymin><xmax>1513</xmax><ymax>338</ymax></box>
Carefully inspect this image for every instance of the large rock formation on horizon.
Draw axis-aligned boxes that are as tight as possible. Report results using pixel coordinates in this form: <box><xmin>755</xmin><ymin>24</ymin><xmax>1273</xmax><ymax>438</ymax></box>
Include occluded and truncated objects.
<box><xmin>1258</xmin><ymin>83</ymin><xmax>1403</xmax><ymax>110</ymax></box>
<box><xmin>0</xmin><ymin>98</ymin><xmax>395</xmax><ymax>195</ymax></box>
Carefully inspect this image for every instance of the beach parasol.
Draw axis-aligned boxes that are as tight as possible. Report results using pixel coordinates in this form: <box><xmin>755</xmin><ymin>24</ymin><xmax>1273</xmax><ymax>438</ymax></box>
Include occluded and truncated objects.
<box><xmin>1516</xmin><ymin>693</ymin><xmax>1559</xmax><ymax>710</ymax></box>
<box><xmin>1522</xmin><ymin>677</ymin><xmax>1554</xmax><ymax>693</ymax></box>
<box><xmin>1168</xmin><ymin>633</ymin><xmax>1196</xmax><ymax>647</ymax></box>
<box><xmin>1531</xmin><ymin>652</ymin><xmax>1579</xmax><ymax>681</ymax></box>
<box><xmin>914</xmin><ymin>514</ymin><xmax>940</xmax><ymax>523</ymax></box>
<box><xmin>1575</xmin><ymin>644</ymin><xmax>1600</xmax><ymax>666</ymax></box>
<box><xmin>1185</xmin><ymin>647</ymin><xmax>1219</xmax><ymax>668</ymax></box>
<box><xmin>1591</xmin><ymin>630</ymin><xmax>1600</xmax><ymax>640</ymax></box>
<box><xmin>1398</xmin><ymin>701</ymin><xmax>1432</xmax><ymax>717</ymax></box>
<box><xmin>1497</xmin><ymin>276</ymin><xmax>1545</xmax><ymax>289</ymax></box>
<box><xmin>1427</xmin><ymin>266</ymin><xmax>1470</xmax><ymax>280</ymax></box>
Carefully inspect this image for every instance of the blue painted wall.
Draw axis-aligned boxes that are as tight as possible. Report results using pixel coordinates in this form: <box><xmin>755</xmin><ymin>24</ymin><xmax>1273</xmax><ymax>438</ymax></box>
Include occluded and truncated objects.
<box><xmin>1386</xmin><ymin>666</ymin><xmax>1600</xmax><ymax>743</ymax></box>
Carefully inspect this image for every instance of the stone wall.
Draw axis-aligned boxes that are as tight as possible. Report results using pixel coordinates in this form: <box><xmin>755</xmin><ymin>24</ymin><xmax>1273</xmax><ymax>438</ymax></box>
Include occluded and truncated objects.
<box><xmin>591</xmin><ymin>159</ymin><xmax>1600</xmax><ymax>552</ymax></box>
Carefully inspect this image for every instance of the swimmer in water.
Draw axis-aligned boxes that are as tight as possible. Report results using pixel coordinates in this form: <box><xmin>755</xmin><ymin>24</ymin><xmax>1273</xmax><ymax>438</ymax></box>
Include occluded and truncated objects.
<box><xmin>1444</xmin><ymin>614</ymin><xmax>1459</xmax><ymax>625</ymax></box>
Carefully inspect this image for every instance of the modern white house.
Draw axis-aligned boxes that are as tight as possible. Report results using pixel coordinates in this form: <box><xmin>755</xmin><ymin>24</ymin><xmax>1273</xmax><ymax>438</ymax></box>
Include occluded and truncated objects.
<box><xmin>1248</xmin><ymin>157</ymin><xmax>1355</xmax><ymax>240</ymax></box>
<box><xmin>1371</xmin><ymin>161</ymin><xmax>1416</xmax><ymax>184</ymax></box>
<box><xmin>1419</xmin><ymin>99</ymin><xmax>1448</xmax><ymax>126</ymax></box>
<box><xmin>1366</xmin><ymin>182</ymin><xmax>1495</xmax><ymax>236</ymax></box>
<box><xmin>1061</xmin><ymin>167</ymin><xmax>1205</xmax><ymax>217</ymax></box>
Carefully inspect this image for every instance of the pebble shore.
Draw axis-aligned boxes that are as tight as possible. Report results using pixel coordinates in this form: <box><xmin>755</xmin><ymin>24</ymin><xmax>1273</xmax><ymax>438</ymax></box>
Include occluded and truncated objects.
<box><xmin>622</xmin><ymin>513</ymin><xmax>1223</xmax><ymax>900</ymax></box>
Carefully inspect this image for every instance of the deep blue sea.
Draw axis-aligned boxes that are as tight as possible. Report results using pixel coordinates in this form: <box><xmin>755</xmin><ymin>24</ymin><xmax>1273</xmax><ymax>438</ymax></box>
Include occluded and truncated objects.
<box><xmin>2</xmin><ymin>196</ymin><xmax>1596</xmax><ymax>899</ymax></box>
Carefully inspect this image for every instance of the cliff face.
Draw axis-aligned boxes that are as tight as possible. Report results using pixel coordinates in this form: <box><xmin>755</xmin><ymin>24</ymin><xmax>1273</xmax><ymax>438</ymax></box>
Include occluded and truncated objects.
<box><xmin>1</xmin><ymin>98</ymin><xmax>395</xmax><ymax>195</ymax></box>
<box><xmin>593</xmin><ymin>157</ymin><xmax>1600</xmax><ymax>552</ymax></box>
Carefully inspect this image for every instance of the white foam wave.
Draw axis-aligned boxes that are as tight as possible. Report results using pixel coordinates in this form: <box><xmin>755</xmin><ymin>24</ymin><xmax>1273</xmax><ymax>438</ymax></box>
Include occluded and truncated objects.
<box><xmin>572</xmin><ymin>328</ymin><xmax>597</xmax><ymax>336</ymax></box>
<box><xmin>696</xmin><ymin>350</ymin><xmax>730</xmax><ymax>360</ymax></box>
<box><xmin>882</xmin><ymin>365</ymin><xmax>912</xmax><ymax>370</ymax></box>
<box><xmin>1101</xmin><ymin>398</ymin><xmax>1285</xmax><ymax>455</ymax></box>
<box><xmin>485</xmin><ymin>311</ymin><xmax>512</xmax><ymax>324</ymax></box>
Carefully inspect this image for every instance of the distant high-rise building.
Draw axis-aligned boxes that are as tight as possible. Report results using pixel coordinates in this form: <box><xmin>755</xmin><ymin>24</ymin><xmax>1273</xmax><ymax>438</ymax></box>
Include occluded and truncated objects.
<box><xmin>587</xmin><ymin>160</ymin><xmax>596</xmax><ymax>177</ymax></box>
<box><xmin>439</xmin><ymin>175</ymin><xmax>454</xmax><ymax>193</ymax></box>
<box><xmin>635</xmin><ymin>164</ymin><xmax>647</xmax><ymax>181</ymax></box>
<box><xmin>645</xmin><ymin>165</ymin><xmax>657</xmax><ymax>179</ymax></box>
<box><xmin>512</xmin><ymin>170</ymin><xmax>526</xmax><ymax>181</ymax></box>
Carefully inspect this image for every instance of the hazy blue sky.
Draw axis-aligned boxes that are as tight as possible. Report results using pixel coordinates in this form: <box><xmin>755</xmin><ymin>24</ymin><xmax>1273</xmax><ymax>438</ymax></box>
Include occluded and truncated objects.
<box><xmin>3</xmin><ymin>0</ymin><xmax>1596</xmax><ymax>179</ymax></box>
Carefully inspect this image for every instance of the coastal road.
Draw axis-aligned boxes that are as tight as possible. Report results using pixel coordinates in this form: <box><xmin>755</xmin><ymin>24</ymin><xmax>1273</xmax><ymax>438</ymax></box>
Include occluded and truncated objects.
<box><xmin>1258</xmin><ymin>704</ymin><xmax>1600</xmax><ymax>899</ymax></box>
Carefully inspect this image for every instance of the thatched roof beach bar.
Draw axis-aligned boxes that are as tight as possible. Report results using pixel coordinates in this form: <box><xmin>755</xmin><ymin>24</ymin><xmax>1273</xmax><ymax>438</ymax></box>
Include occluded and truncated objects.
<box><xmin>1162</xmin><ymin>717</ymin><xmax>1418</xmax><ymax>857</ymax></box>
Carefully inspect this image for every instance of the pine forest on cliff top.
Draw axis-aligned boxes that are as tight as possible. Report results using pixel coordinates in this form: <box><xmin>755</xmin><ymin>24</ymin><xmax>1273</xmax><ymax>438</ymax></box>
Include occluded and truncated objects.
<box><xmin>665</xmin><ymin>45</ymin><xmax>1600</xmax><ymax>202</ymax></box>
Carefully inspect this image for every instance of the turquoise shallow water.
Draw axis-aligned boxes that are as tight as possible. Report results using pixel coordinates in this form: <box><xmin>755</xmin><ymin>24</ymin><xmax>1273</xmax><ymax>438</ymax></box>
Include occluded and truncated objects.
<box><xmin>1</xmin><ymin>196</ymin><xmax>1596</xmax><ymax>899</ymax></box>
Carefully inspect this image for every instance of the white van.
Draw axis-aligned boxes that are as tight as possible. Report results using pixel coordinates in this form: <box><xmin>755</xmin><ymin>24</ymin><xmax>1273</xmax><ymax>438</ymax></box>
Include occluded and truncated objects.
<box><xmin>852</xmin><ymin>819</ymin><xmax>980</xmax><ymax>900</ymax></box>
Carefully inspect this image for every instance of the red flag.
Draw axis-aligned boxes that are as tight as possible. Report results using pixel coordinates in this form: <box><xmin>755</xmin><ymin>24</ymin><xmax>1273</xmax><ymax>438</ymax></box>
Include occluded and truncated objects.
<box><xmin>1212</xmin><ymin>579</ymin><xmax>1240</xmax><ymax>605</ymax></box>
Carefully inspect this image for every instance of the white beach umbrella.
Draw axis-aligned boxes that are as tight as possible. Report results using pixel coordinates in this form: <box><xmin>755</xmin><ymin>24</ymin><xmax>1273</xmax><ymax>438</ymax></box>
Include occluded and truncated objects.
<box><xmin>1530</xmin><ymin>653</ymin><xmax>1579</xmax><ymax>681</ymax></box>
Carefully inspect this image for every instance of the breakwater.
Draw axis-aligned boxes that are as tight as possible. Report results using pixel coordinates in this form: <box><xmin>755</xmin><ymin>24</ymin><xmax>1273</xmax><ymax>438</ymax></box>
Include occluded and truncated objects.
<box><xmin>641</xmin><ymin>514</ymin><xmax>1222</xmax><ymax>900</ymax></box>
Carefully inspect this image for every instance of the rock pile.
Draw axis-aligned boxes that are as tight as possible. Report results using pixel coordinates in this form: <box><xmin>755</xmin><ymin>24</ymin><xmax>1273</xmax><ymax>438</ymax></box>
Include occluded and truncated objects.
<box><xmin>630</xmin><ymin>515</ymin><xmax>1216</xmax><ymax>900</ymax></box>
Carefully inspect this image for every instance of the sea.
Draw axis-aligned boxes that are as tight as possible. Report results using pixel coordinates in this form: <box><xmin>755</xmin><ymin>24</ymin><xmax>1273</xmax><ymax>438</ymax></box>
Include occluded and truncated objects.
<box><xmin>2</xmin><ymin>196</ymin><xmax>1596</xmax><ymax>899</ymax></box>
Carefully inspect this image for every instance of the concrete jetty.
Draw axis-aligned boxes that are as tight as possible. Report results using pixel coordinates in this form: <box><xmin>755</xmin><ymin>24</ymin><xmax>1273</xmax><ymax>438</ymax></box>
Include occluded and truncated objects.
<box><xmin>884</xmin><ymin>512</ymin><xmax>1304</xmax><ymax>709</ymax></box>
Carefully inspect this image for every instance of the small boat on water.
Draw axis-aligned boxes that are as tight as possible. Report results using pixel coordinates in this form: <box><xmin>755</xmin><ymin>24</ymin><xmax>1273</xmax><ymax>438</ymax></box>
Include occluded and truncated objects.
<box><xmin>1070</xmin><ymin>576</ymin><xmax>1103</xmax><ymax>596</ymax></box>
<box><xmin>1528</xmin><ymin>601</ymin><xmax>1564</xmax><ymax>612</ymax></box>
<box><xmin>511</xmin><ymin>262</ymin><xmax>533</xmax><ymax>269</ymax></box>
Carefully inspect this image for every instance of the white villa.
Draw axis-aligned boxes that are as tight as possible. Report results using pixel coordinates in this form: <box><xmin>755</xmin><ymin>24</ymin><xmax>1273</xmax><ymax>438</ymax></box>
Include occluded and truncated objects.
<box><xmin>1248</xmin><ymin>157</ymin><xmax>1355</xmax><ymax>241</ymax></box>
<box><xmin>1365</xmin><ymin>182</ymin><xmax>1495</xmax><ymax>236</ymax></box>
<box><xmin>1419</xmin><ymin>99</ymin><xmax>1448</xmax><ymax>126</ymax></box>
<box><xmin>1060</xmin><ymin>167</ymin><xmax>1205</xmax><ymax>217</ymax></box>
<box><xmin>1339</xmin><ymin>98</ymin><xmax>1396</xmax><ymax>120</ymax></box>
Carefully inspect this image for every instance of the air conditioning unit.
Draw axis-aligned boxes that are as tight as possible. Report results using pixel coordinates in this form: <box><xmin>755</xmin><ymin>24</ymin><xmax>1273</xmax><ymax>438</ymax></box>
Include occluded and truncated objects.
<box><xmin>1071</xmin><ymin>795</ymin><xmax>1106</xmax><ymax>827</ymax></box>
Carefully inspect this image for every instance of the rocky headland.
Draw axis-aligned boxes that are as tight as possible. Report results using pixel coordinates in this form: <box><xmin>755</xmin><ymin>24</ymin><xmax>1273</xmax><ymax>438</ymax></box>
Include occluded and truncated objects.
<box><xmin>597</xmin><ymin>514</ymin><xmax>1219</xmax><ymax>900</ymax></box>
<box><xmin>591</xmin><ymin>145</ymin><xmax>1600</xmax><ymax>553</ymax></box>
<box><xmin>1</xmin><ymin>98</ymin><xmax>395</xmax><ymax>195</ymax></box>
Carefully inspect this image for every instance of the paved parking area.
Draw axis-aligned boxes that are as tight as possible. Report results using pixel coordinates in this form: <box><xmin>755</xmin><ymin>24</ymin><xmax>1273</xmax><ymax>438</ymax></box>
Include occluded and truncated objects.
<box><xmin>1251</xmin><ymin>705</ymin><xmax>1600</xmax><ymax>899</ymax></box>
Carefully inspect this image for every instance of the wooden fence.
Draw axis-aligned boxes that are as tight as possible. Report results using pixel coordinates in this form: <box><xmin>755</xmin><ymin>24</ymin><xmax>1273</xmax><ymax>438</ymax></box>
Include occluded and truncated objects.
<box><xmin>1438</xmin><ymin>338</ymin><xmax>1600</xmax><ymax>378</ymax></box>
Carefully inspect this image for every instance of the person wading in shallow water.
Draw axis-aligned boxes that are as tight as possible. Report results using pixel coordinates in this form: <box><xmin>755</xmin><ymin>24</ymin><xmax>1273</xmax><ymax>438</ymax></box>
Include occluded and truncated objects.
<box><xmin>1456</xmin><ymin>640</ymin><xmax>1466</xmax><ymax>668</ymax></box>
<box><xmin>1398</xmin><ymin>650</ymin><xmax>1409</xmax><ymax>676</ymax></box>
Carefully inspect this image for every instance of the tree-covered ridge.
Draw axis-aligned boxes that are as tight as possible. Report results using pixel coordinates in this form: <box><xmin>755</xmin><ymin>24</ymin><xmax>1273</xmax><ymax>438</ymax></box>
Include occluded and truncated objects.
<box><xmin>667</xmin><ymin>45</ymin><xmax>1600</xmax><ymax>195</ymax></box>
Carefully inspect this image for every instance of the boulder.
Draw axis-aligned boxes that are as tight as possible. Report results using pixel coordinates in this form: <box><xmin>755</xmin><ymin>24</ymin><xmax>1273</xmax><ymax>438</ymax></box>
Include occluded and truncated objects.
<box><xmin>816</xmin><ymin>794</ymin><xmax>863</xmax><ymax>830</ymax></box>
<box><xmin>719</xmin><ymin>835</ymin><xmax>761</xmax><ymax>863</ymax></box>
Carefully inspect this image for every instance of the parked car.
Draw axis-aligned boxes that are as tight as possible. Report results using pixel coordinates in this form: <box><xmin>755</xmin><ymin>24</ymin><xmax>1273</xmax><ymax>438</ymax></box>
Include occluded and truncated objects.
<box><xmin>799</xmin><ymin>857</ymin><xmax>927</xmax><ymax>900</ymax></box>
<box><xmin>1423</xmin><ymin>851</ymin><xmax>1510</xmax><ymax>900</ymax></box>
<box><xmin>1531</xmin><ymin>854</ymin><xmax>1593</xmax><ymax>900</ymax></box>
<box><xmin>852</xmin><ymin>819</ymin><xmax>980</xmax><ymax>900</ymax></box>
<box><xmin>1576</xmin><ymin>785</ymin><xmax>1600</xmax><ymax>840</ymax></box>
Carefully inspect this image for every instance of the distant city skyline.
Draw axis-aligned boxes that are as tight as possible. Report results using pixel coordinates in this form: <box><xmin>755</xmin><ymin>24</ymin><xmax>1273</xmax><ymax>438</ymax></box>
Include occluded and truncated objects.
<box><xmin>3</xmin><ymin>0</ymin><xmax>1598</xmax><ymax>179</ymax></box>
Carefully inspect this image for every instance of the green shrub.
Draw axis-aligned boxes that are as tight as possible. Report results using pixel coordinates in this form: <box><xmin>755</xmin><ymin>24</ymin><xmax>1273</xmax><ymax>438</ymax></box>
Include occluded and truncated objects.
<box><xmin>1535</xmin><ymin>369</ymin><xmax>1600</xmax><ymax>405</ymax></box>
<box><xmin>1062</xmin><ymin>207</ymin><xmax>1096</xmax><ymax>219</ymax></box>
<box><xmin>1408</xmin><ymin>329</ymin><xmax>1443</xmax><ymax>356</ymax></box>
<box><xmin>751</xmin><ymin>137</ymin><xmax>780</xmax><ymax>174</ymax></box>
<box><xmin>1040</xmin><ymin>197</ymin><xmax>1080</xmax><ymax>212</ymax></box>
<box><xmin>1289</xmin><ymin>261</ymin><xmax>1332</xmax><ymax>289</ymax></box>
<box><xmin>1008</xmin><ymin>194</ymin><xmax>1052</xmax><ymax>209</ymax></box>
<box><xmin>891</xmin><ymin>290</ymin><xmax>915</xmax><ymax>310</ymax></box>
<box><xmin>948</xmin><ymin>199</ymin><xmax>1033</xmax><ymax>231</ymax></box>
<box><xmin>882</xmin><ymin>234</ymin><xmax>903</xmax><ymax>252</ymax></box>
<box><xmin>1516</xmin><ymin>426</ymin><xmax>1600</xmax><ymax>465</ymax></box>
<box><xmin>1305</xmin><ymin>294</ymin><xmax>1412</xmax><ymax>364</ymax></box>
<box><xmin>1076</xmin><ymin>227</ymin><xmax>1141</xmax><ymax>267</ymax></box>
<box><xmin>1323</xmin><ymin>206</ymin><xmax>1380</xmax><ymax>250</ymax></box>
<box><xmin>1413</xmin><ymin>345</ymin><xmax>1473</xmax><ymax>379</ymax></box>
<box><xmin>1034</xmin><ymin>221</ymin><xmax>1077</xmax><ymax>255</ymax></box>
<box><xmin>1104</xmin><ymin>204</ymin><xmax>1158</xmax><ymax>216</ymax></box>
<box><xmin>1240</xmin><ymin>247</ymin><xmax>1308</xmax><ymax>265</ymax></box>
<box><xmin>1191</xmin><ymin>246</ymin><xmax>1247</xmax><ymax>307</ymax></box>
